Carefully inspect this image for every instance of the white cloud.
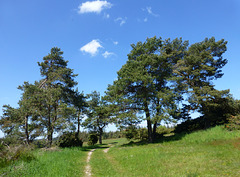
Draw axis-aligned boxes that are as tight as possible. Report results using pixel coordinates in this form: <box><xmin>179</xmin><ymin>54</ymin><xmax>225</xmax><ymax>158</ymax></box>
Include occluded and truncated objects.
<box><xmin>80</xmin><ymin>40</ymin><xmax>103</xmax><ymax>56</ymax></box>
<box><xmin>113</xmin><ymin>41</ymin><xmax>118</xmax><ymax>45</ymax></box>
<box><xmin>143</xmin><ymin>17</ymin><xmax>148</xmax><ymax>22</ymax></box>
<box><xmin>104</xmin><ymin>13</ymin><xmax>110</xmax><ymax>18</ymax></box>
<box><xmin>78</xmin><ymin>0</ymin><xmax>112</xmax><ymax>14</ymax></box>
<box><xmin>115</xmin><ymin>17</ymin><xmax>127</xmax><ymax>26</ymax></box>
<box><xmin>143</xmin><ymin>6</ymin><xmax>159</xmax><ymax>17</ymax></box>
<box><xmin>102</xmin><ymin>51</ymin><xmax>115</xmax><ymax>58</ymax></box>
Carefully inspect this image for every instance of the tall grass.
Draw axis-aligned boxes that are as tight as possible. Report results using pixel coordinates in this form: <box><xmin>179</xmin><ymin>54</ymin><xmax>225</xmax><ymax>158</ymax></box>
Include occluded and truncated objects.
<box><xmin>0</xmin><ymin>147</ymin><xmax>87</xmax><ymax>177</ymax></box>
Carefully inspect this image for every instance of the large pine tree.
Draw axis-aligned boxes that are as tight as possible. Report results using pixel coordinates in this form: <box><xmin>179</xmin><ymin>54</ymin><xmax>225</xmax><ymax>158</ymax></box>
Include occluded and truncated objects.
<box><xmin>37</xmin><ymin>47</ymin><xmax>78</xmax><ymax>146</ymax></box>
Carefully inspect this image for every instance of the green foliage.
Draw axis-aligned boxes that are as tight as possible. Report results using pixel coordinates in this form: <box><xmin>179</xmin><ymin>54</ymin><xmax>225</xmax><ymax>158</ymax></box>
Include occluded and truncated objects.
<box><xmin>57</xmin><ymin>132</ymin><xmax>83</xmax><ymax>148</ymax></box>
<box><xmin>84</xmin><ymin>91</ymin><xmax>112</xmax><ymax>144</ymax></box>
<box><xmin>106</xmin><ymin>36</ymin><xmax>228</xmax><ymax>142</ymax></box>
<box><xmin>125</xmin><ymin>126</ymin><xmax>173</xmax><ymax>141</ymax></box>
<box><xmin>174</xmin><ymin>117</ymin><xmax>207</xmax><ymax>133</ymax></box>
<box><xmin>88</xmin><ymin>134</ymin><xmax>98</xmax><ymax>145</ymax></box>
<box><xmin>35</xmin><ymin>47</ymin><xmax>79</xmax><ymax>146</ymax></box>
<box><xmin>175</xmin><ymin>96</ymin><xmax>240</xmax><ymax>133</ymax></box>
<box><xmin>78</xmin><ymin>131</ymin><xmax>89</xmax><ymax>142</ymax></box>
<box><xmin>124</xmin><ymin>126</ymin><xmax>138</xmax><ymax>140</ymax></box>
<box><xmin>102</xmin><ymin>131</ymin><xmax>124</xmax><ymax>139</ymax></box>
<box><xmin>71</xmin><ymin>89</ymin><xmax>88</xmax><ymax>136</ymax></box>
<box><xmin>156</xmin><ymin>125</ymin><xmax>174</xmax><ymax>135</ymax></box>
<box><xmin>225</xmin><ymin>115</ymin><xmax>240</xmax><ymax>131</ymax></box>
<box><xmin>0</xmin><ymin>144</ymin><xmax>35</xmax><ymax>168</ymax></box>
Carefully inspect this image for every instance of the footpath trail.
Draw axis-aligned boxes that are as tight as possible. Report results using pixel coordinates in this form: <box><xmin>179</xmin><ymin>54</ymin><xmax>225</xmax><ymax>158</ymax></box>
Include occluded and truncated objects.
<box><xmin>84</xmin><ymin>144</ymin><xmax>113</xmax><ymax>177</ymax></box>
<box><xmin>103</xmin><ymin>144</ymin><xmax>112</xmax><ymax>153</ymax></box>
<box><xmin>84</xmin><ymin>149</ymin><xmax>96</xmax><ymax>177</ymax></box>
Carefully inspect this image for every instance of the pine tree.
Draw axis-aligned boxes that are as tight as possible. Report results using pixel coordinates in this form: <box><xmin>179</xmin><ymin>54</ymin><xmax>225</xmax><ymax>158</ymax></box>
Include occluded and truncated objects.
<box><xmin>71</xmin><ymin>88</ymin><xmax>88</xmax><ymax>137</ymax></box>
<box><xmin>37</xmin><ymin>47</ymin><xmax>78</xmax><ymax>146</ymax></box>
<box><xmin>106</xmin><ymin>37</ymin><xmax>183</xmax><ymax>142</ymax></box>
<box><xmin>83</xmin><ymin>91</ymin><xmax>111</xmax><ymax>144</ymax></box>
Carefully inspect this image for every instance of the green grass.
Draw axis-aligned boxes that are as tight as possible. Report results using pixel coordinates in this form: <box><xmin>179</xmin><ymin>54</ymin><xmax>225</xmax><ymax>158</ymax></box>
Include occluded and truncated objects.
<box><xmin>0</xmin><ymin>147</ymin><xmax>87</xmax><ymax>177</ymax></box>
<box><xmin>91</xmin><ymin>126</ymin><xmax>240</xmax><ymax>177</ymax></box>
<box><xmin>1</xmin><ymin>126</ymin><xmax>239</xmax><ymax>177</ymax></box>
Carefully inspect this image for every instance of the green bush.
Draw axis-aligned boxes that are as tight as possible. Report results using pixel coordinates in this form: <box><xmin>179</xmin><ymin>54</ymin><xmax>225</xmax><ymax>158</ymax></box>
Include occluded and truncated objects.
<box><xmin>174</xmin><ymin>117</ymin><xmax>207</xmax><ymax>133</ymax></box>
<box><xmin>138</xmin><ymin>128</ymin><xmax>148</xmax><ymax>140</ymax></box>
<box><xmin>0</xmin><ymin>144</ymin><xmax>35</xmax><ymax>168</ymax></box>
<box><xmin>156</xmin><ymin>126</ymin><xmax>174</xmax><ymax>135</ymax></box>
<box><xmin>124</xmin><ymin>126</ymin><xmax>138</xmax><ymax>140</ymax></box>
<box><xmin>225</xmin><ymin>115</ymin><xmax>240</xmax><ymax>131</ymax></box>
<box><xmin>58</xmin><ymin>132</ymin><xmax>83</xmax><ymax>148</ymax></box>
<box><xmin>88</xmin><ymin>134</ymin><xmax>98</xmax><ymax>145</ymax></box>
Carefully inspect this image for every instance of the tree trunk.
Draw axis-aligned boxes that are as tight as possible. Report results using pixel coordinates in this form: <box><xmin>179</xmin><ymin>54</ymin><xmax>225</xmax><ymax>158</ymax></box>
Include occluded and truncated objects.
<box><xmin>77</xmin><ymin>111</ymin><xmax>81</xmax><ymax>137</ymax></box>
<box><xmin>47</xmin><ymin>106</ymin><xmax>53</xmax><ymax>147</ymax></box>
<box><xmin>147</xmin><ymin>119</ymin><xmax>153</xmax><ymax>143</ymax></box>
<box><xmin>152</xmin><ymin>121</ymin><xmax>157</xmax><ymax>142</ymax></box>
<box><xmin>47</xmin><ymin>122</ymin><xmax>53</xmax><ymax>147</ymax></box>
<box><xmin>144</xmin><ymin>101</ymin><xmax>152</xmax><ymax>143</ymax></box>
<box><xmin>47</xmin><ymin>130</ymin><xmax>53</xmax><ymax>147</ymax></box>
<box><xmin>25</xmin><ymin>115</ymin><xmax>29</xmax><ymax>145</ymax></box>
<box><xmin>99</xmin><ymin>127</ymin><xmax>103</xmax><ymax>145</ymax></box>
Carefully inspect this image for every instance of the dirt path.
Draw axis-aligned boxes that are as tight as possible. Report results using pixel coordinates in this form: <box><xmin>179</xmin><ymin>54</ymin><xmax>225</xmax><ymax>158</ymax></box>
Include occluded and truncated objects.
<box><xmin>84</xmin><ymin>144</ymin><xmax>114</xmax><ymax>176</ymax></box>
<box><xmin>84</xmin><ymin>149</ymin><xmax>95</xmax><ymax>177</ymax></box>
<box><xmin>103</xmin><ymin>144</ymin><xmax>114</xmax><ymax>153</ymax></box>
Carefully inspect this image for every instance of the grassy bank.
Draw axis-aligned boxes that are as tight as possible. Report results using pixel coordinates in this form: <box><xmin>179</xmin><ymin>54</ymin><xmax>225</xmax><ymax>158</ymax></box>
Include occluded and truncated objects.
<box><xmin>1</xmin><ymin>126</ymin><xmax>239</xmax><ymax>176</ymax></box>
<box><xmin>91</xmin><ymin>126</ymin><xmax>240</xmax><ymax>177</ymax></box>
<box><xmin>0</xmin><ymin>147</ymin><xmax>87</xmax><ymax>177</ymax></box>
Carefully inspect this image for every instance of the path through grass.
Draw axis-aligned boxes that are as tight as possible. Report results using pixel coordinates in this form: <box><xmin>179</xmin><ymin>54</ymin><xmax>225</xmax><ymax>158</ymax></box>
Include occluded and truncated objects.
<box><xmin>91</xmin><ymin>126</ymin><xmax>240</xmax><ymax>177</ymax></box>
<box><xmin>1</xmin><ymin>126</ymin><xmax>239</xmax><ymax>176</ymax></box>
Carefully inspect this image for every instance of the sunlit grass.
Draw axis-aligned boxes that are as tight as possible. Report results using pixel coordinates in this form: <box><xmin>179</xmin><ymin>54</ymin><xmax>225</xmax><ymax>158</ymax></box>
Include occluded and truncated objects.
<box><xmin>0</xmin><ymin>147</ymin><xmax>87</xmax><ymax>177</ymax></box>
<box><xmin>91</xmin><ymin>126</ymin><xmax>240</xmax><ymax>177</ymax></box>
<box><xmin>1</xmin><ymin>127</ymin><xmax>239</xmax><ymax>177</ymax></box>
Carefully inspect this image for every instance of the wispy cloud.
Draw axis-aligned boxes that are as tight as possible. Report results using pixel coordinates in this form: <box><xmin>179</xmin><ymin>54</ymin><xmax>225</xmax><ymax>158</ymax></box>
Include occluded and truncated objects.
<box><xmin>80</xmin><ymin>40</ymin><xmax>103</xmax><ymax>56</ymax></box>
<box><xmin>102</xmin><ymin>51</ymin><xmax>115</xmax><ymax>58</ymax></box>
<box><xmin>143</xmin><ymin>17</ymin><xmax>148</xmax><ymax>22</ymax></box>
<box><xmin>143</xmin><ymin>6</ymin><xmax>159</xmax><ymax>17</ymax></box>
<box><xmin>113</xmin><ymin>41</ymin><xmax>118</xmax><ymax>45</ymax></box>
<box><xmin>103</xmin><ymin>13</ymin><xmax>110</xmax><ymax>19</ymax></box>
<box><xmin>115</xmin><ymin>17</ymin><xmax>127</xmax><ymax>26</ymax></box>
<box><xmin>78</xmin><ymin>0</ymin><xmax>112</xmax><ymax>14</ymax></box>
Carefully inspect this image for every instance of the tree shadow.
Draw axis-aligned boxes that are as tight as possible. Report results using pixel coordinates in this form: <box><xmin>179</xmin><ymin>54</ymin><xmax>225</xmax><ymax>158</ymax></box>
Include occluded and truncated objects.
<box><xmin>80</xmin><ymin>144</ymin><xmax>110</xmax><ymax>151</ymax></box>
<box><xmin>108</xmin><ymin>142</ymin><xmax>118</xmax><ymax>145</ymax></box>
<box><xmin>121</xmin><ymin>133</ymin><xmax>187</xmax><ymax>147</ymax></box>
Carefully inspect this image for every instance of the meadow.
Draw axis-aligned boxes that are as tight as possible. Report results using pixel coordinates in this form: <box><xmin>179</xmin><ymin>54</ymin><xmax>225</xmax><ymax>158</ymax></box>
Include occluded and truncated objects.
<box><xmin>1</xmin><ymin>126</ymin><xmax>240</xmax><ymax>177</ymax></box>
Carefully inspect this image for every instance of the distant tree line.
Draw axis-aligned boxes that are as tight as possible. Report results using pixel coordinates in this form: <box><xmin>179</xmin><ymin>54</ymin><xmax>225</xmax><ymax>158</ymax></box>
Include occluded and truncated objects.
<box><xmin>1</xmin><ymin>37</ymin><xmax>240</xmax><ymax>146</ymax></box>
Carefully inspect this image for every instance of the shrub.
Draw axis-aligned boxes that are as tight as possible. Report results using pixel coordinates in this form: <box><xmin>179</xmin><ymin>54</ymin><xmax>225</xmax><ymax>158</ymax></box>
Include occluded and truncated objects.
<box><xmin>225</xmin><ymin>115</ymin><xmax>240</xmax><ymax>131</ymax></box>
<box><xmin>156</xmin><ymin>126</ymin><xmax>174</xmax><ymax>135</ymax></box>
<box><xmin>0</xmin><ymin>144</ymin><xmax>35</xmax><ymax>168</ymax></box>
<box><xmin>88</xmin><ymin>134</ymin><xmax>98</xmax><ymax>145</ymax></box>
<box><xmin>124</xmin><ymin>126</ymin><xmax>138</xmax><ymax>140</ymax></box>
<box><xmin>58</xmin><ymin>132</ymin><xmax>83</xmax><ymax>148</ymax></box>
<box><xmin>174</xmin><ymin>117</ymin><xmax>208</xmax><ymax>133</ymax></box>
<box><xmin>138</xmin><ymin>128</ymin><xmax>148</xmax><ymax>140</ymax></box>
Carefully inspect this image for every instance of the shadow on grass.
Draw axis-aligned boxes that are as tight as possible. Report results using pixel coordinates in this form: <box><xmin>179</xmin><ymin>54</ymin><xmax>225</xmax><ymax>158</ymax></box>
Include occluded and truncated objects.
<box><xmin>121</xmin><ymin>133</ymin><xmax>187</xmax><ymax>147</ymax></box>
<box><xmin>108</xmin><ymin>142</ymin><xmax>118</xmax><ymax>145</ymax></box>
<box><xmin>80</xmin><ymin>144</ymin><xmax>110</xmax><ymax>152</ymax></box>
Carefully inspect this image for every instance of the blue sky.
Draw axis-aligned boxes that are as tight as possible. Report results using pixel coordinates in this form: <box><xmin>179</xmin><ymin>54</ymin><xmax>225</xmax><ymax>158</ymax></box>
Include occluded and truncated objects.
<box><xmin>0</xmin><ymin>0</ymin><xmax>240</xmax><ymax>137</ymax></box>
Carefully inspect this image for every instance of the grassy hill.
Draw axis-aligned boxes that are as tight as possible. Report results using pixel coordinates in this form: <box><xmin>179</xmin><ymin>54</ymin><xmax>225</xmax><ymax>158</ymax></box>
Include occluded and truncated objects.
<box><xmin>1</xmin><ymin>126</ymin><xmax>239</xmax><ymax>176</ymax></box>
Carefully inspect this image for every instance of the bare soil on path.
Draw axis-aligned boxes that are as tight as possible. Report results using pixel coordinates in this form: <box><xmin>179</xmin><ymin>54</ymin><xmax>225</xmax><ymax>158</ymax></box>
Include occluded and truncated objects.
<box><xmin>84</xmin><ymin>144</ymin><xmax>114</xmax><ymax>176</ymax></box>
<box><xmin>84</xmin><ymin>149</ymin><xmax>95</xmax><ymax>177</ymax></box>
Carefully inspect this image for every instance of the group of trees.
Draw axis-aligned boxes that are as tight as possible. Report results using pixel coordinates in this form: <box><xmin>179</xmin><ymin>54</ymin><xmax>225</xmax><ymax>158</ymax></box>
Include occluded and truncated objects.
<box><xmin>0</xmin><ymin>36</ymin><xmax>238</xmax><ymax>145</ymax></box>
<box><xmin>106</xmin><ymin>36</ymin><xmax>232</xmax><ymax>142</ymax></box>
<box><xmin>0</xmin><ymin>48</ymin><xmax>109</xmax><ymax>146</ymax></box>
